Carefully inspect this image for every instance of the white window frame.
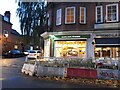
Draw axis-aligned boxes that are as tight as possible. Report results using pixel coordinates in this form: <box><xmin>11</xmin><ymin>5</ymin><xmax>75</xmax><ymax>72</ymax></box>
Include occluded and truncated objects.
<box><xmin>106</xmin><ymin>3</ymin><xmax>119</xmax><ymax>22</ymax></box>
<box><xmin>80</xmin><ymin>7</ymin><xmax>86</xmax><ymax>24</ymax></box>
<box><xmin>47</xmin><ymin>13</ymin><xmax>50</xmax><ymax>26</ymax></box>
<box><xmin>56</xmin><ymin>9</ymin><xmax>62</xmax><ymax>26</ymax></box>
<box><xmin>96</xmin><ymin>6</ymin><xmax>103</xmax><ymax>23</ymax></box>
<box><xmin>65</xmin><ymin>7</ymin><xmax>75</xmax><ymax>24</ymax></box>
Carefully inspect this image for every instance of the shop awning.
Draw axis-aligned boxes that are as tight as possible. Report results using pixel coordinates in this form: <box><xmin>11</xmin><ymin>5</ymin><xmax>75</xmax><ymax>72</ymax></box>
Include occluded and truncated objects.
<box><xmin>95</xmin><ymin>38</ymin><xmax>120</xmax><ymax>47</ymax></box>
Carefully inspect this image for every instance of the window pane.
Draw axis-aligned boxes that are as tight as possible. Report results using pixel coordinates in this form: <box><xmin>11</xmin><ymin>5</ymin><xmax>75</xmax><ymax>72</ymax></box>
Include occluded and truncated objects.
<box><xmin>112</xmin><ymin>6</ymin><xmax>116</xmax><ymax>10</ymax></box>
<box><xmin>67</xmin><ymin>16</ymin><xmax>71</xmax><ymax>20</ymax></box>
<box><xmin>112</xmin><ymin>8</ymin><xmax>116</xmax><ymax>13</ymax></box>
<box><xmin>67</xmin><ymin>11</ymin><xmax>70</xmax><ymax>15</ymax></box>
<box><xmin>67</xmin><ymin>19</ymin><xmax>70</xmax><ymax>22</ymax></box>
<box><xmin>80</xmin><ymin>7</ymin><xmax>86</xmax><ymax>24</ymax></box>
<box><xmin>108</xmin><ymin>9</ymin><xmax>111</xmax><ymax>14</ymax></box>
<box><xmin>108</xmin><ymin>14</ymin><xmax>111</xmax><ymax>21</ymax></box>
<box><xmin>97</xmin><ymin>9</ymin><xmax>100</xmax><ymax>14</ymax></box>
<box><xmin>81</xmin><ymin>16</ymin><xmax>84</xmax><ymax>20</ymax></box>
<box><xmin>56</xmin><ymin>9</ymin><xmax>62</xmax><ymax>25</ymax></box>
<box><xmin>96</xmin><ymin>6</ymin><xmax>102</xmax><ymax>23</ymax></box>
<box><xmin>71</xmin><ymin>11</ymin><xmax>74</xmax><ymax>15</ymax></box>
<box><xmin>71</xmin><ymin>19</ymin><xmax>74</xmax><ymax>22</ymax></box>
<box><xmin>67</xmin><ymin>9</ymin><xmax>70</xmax><ymax>12</ymax></box>
<box><xmin>71</xmin><ymin>16</ymin><xmax>74</xmax><ymax>19</ymax></box>
<box><xmin>71</xmin><ymin>8</ymin><xmax>74</xmax><ymax>11</ymax></box>
<box><xmin>108</xmin><ymin>6</ymin><xmax>111</xmax><ymax>10</ymax></box>
<box><xmin>111</xmin><ymin>14</ymin><xmax>116</xmax><ymax>20</ymax></box>
<box><xmin>66</xmin><ymin>7</ymin><xmax>75</xmax><ymax>23</ymax></box>
<box><xmin>107</xmin><ymin>4</ymin><xmax>117</xmax><ymax>22</ymax></box>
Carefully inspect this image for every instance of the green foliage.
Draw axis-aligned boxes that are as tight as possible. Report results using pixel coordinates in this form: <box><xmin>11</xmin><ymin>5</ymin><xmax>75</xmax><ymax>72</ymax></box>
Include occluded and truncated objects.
<box><xmin>17</xmin><ymin>1</ymin><xmax>46</xmax><ymax>35</ymax></box>
<box><xmin>39</xmin><ymin>57</ymin><xmax>96</xmax><ymax>68</ymax></box>
<box><xmin>16</xmin><ymin>1</ymin><xmax>46</xmax><ymax>48</ymax></box>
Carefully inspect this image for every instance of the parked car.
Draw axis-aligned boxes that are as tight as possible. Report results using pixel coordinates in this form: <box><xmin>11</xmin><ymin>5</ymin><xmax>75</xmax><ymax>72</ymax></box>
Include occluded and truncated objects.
<box><xmin>27</xmin><ymin>50</ymin><xmax>41</xmax><ymax>59</ymax></box>
<box><xmin>3</xmin><ymin>49</ymin><xmax>25</xmax><ymax>58</ymax></box>
<box><xmin>36</xmin><ymin>50</ymin><xmax>42</xmax><ymax>58</ymax></box>
<box><xmin>24</xmin><ymin>50</ymin><xmax>31</xmax><ymax>55</ymax></box>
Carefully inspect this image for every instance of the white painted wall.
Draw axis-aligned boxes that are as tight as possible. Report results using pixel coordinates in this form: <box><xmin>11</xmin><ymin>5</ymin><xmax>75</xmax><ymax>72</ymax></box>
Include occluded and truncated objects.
<box><xmin>44</xmin><ymin>39</ymin><xmax>50</xmax><ymax>61</ymax></box>
<box><xmin>86</xmin><ymin>34</ymin><xmax>95</xmax><ymax>58</ymax></box>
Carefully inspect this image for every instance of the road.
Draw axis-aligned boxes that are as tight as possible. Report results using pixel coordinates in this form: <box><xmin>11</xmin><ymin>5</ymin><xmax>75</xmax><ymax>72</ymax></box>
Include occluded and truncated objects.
<box><xmin>0</xmin><ymin>57</ymin><xmax>110</xmax><ymax>89</ymax></box>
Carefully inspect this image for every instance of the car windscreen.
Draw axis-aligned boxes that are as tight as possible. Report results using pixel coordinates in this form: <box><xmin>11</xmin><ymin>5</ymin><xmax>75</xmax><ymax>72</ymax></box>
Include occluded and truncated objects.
<box><xmin>10</xmin><ymin>50</ymin><xmax>21</xmax><ymax>54</ymax></box>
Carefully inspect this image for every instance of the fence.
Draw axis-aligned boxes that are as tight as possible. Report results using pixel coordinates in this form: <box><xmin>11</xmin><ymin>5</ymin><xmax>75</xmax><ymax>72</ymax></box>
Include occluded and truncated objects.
<box><xmin>21</xmin><ymin>56</ymin><xmax>120</xmax><ymax>80</ymax></box>
<box><xmin>37</xmin><ymin>66</ymin><xmax>67</xmax><ymax>78</ymax></box>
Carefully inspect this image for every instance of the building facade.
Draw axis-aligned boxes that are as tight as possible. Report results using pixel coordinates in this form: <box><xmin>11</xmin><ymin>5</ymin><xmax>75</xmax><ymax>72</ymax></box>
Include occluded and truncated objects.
<box><xmin>0</xmin><ymin>11</ymin><xmax>22</xmax><ymax>55</ymax></box>
<box><xmin>41</xmin><ymin>2</ymin><xmax>120</xmax><ymax>60</ymax></box>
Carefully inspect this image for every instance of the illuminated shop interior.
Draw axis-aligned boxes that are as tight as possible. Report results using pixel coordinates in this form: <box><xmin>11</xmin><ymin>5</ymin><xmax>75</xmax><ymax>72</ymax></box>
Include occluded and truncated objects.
<box><xmin>54</xmin><ymin>41</ymin><xmax>86</xmax><ymax>58</ymax></box>
<box><xmin>94</xmin><ymin>47</ymin><xmax>120</xmax><ymax>59</ymax></box>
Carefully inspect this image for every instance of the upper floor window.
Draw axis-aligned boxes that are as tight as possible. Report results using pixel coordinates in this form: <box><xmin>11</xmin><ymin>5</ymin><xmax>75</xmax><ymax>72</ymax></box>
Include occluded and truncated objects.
<box><xmin>80</xmin><ymin>7</ymin><xmax>86</xmax><ymax>24</ymax></box>
<box><xmin>56</xmin><ymin>9</ymin><xmax>62</xmax><ymax>25</ymax></box>
<box><xmin>3</xmin><ymin>30</ymin><xmax>8</xmax><ymax>38</ymax></box>
<box><xmin>65</xmin><ymin>7</ymin><xmax>75</xmax><ymax>24</ymax></box>
<box><xmin>106</xmin><ymin>3</ymin><xmax>118</xmax><ymax>22</ymax></box>
<box><xmin>96</xmin><ymin>6</ymin><xmax>103</xmax><ymax>23</ymax></box>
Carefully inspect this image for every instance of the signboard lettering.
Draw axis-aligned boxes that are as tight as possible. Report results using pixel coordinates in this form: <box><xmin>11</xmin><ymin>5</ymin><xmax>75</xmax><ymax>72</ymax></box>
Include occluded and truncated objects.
<box><xmin>97</xmin><ymin>69</ymin><xmax>119</xmax><ymax>80</ymax></box>
<box><xmin>55</xmin><ymin>35</ymin><xmax>90</xmax><ymax>38</ymax></box>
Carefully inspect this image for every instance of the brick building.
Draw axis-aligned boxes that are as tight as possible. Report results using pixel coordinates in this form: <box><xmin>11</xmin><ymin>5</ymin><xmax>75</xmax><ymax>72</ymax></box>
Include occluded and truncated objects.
<box><xmin>41</xmin><ymin>2</ymin><xmax>120</xmax><ymax>60</ymax></box>
<box><xmin>0</xmin><ymin>11</ymin><xmax>22</xmax><ymax>55</ymax></box>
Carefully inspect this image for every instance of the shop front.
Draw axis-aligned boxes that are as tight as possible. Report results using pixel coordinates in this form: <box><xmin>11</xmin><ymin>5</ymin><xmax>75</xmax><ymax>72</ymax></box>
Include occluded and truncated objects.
<box><xmin>41</xmin><ymin>31</ymin><xmax>120</xmax><ymax>61</ymax></box>
<box><xmin>94</xmin><ymin>37</ymin><xmax>120</xmax><ymax>60</ymax></box>
<box><xmin>41</xmin><ymin>31</ymin><xmax>94</xmax><ymax>61</ymax></box>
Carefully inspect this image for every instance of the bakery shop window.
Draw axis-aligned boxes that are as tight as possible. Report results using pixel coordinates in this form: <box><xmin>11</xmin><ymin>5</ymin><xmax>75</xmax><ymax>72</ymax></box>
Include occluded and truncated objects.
<box><xmin>54</xmin><ymin>41</ymin><xmax>86</xmax><ymax>58</ymax></box>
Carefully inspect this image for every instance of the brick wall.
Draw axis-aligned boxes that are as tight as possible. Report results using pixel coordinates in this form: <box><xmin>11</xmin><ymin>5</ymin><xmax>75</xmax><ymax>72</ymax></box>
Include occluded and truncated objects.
<box><xmin>46</xmin><ymin>2</ymin><xmax>120</xmax><ymax>32</ymax></box>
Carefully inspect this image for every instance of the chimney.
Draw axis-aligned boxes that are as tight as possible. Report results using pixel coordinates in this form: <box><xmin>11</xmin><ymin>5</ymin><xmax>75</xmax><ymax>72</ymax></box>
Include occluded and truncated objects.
<box><xmin>4</xmin><ymin>11</ymin><xmax>11</xmax><ymax>22</ymax></box>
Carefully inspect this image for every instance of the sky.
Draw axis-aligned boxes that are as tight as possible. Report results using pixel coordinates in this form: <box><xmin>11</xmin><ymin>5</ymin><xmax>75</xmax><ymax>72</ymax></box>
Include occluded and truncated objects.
<box><xmin>0</xmin><ymin>0</ymin><xmax>21</xmax><ymax>34</ymax></box>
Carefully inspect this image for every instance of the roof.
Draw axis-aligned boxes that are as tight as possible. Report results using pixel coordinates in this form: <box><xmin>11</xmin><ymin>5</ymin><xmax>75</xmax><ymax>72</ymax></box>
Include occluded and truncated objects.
<box><xmin>11</xmin><ymin>29</ymin><xmax>20</xmax><ymax>36</ymax></box>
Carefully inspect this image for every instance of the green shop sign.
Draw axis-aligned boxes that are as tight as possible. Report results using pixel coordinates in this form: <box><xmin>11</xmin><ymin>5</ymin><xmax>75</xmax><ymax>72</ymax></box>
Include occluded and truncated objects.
<box><xmin>55</xmin><ymin>35</ymin><xmax>90</xmax><ymax>38</ymax></box>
